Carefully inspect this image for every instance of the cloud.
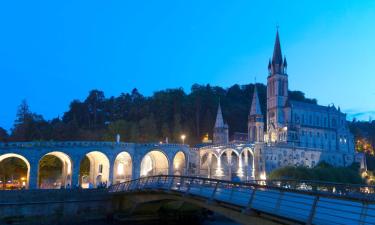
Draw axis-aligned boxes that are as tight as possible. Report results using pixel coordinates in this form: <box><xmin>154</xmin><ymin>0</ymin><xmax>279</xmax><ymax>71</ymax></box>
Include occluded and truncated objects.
<box><xmin>345</xmin><ymin>110</ymin><xmax>375</xmax><ymax>121</ymax></box>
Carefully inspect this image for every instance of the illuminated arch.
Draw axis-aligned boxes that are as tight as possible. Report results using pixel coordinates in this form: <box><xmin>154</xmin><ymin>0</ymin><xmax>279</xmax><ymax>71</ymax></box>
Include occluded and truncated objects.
<box><xmin>200</xmin><ymin>152</ymin><xmax>219</xmax><ymax>178</ymax></box>
<box><xmin>220</xmin><ymin>149</ymin><xmax>239</xmax><ymax>180</ymax></box>
<box><xmin>173</xmin><ymin>151</ymin><xmax>186</xmax><ymax>175</ymax></box>
<box><xmin>140</xmin><ymin>150</ymin><xmax>169</xmax><ymax>177</ymax></box>
<box><xmin>38</xmin><ymin>151</ymin><xmax>72</xmax><ymax>189</ymax></box>
<box><xmin>239</xmin><ymin>148</ymin><xmax>255</xmax><ymax>180</ymax></box>
<box><xmin>79</xmin><ymin>151</ymin><xmax>110</xmax><ymax>188</ymax></box>
<box><xmin>0</xmin><ymin>153</ymin><xmax>30</xmax><ymax>189</ymax></box>
<box><xmin>113</xmin><ymin>151</ymin><xmax>132</xmax><ymax>184</ymax></box>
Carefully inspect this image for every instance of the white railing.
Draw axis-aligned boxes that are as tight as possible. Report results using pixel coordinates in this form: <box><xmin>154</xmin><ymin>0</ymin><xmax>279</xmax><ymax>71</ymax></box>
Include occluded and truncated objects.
<box><xmin>109</xmin><ymin>175</ymin><xmax>375</xmax><ymax>225</ymax></box>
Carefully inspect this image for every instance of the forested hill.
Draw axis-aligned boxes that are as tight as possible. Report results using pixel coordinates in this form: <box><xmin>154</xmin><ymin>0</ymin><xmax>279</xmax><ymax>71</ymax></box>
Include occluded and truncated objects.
<box><xmin>1</xmin><ymin>82</ymin><xmax>359</xmax><ymax>146</ymax></box>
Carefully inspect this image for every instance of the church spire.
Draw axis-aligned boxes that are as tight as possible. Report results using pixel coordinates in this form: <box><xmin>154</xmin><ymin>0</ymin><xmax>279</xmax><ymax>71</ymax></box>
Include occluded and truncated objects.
<box><xmin>272</xmin><ymin>30</ymin><xmax>283</xmax><ymax>66</ymax></box>
<box><xmin>248</xmin><ymin>85</ymin><xmax>264</xmax><ymax>143</ymax></box>
<box><xmin>213</xmin><ymin>101</ymin><xmax>229</xmax><ymax>144</ymax></box>
<box><xmin>270</xmin><ymin>30</ymin><xmax>286</xmax><ymax>75</ymax></box>
<box><xmin>250</xmin><ymin>85</ymin><xmax>262</xmax><ymax>116</ymax></box>
<box><xmin>215</xmin><ymin>102</ymin><xmax>225</xmax><ymax>128</ymax></box>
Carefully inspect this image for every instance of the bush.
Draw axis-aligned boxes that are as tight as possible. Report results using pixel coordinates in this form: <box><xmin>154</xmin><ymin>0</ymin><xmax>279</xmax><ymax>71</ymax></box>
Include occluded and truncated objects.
<box><xmin>269</xmin><ymin>162</ymin><xmax>363</xmax><ymax>184</ymax></box>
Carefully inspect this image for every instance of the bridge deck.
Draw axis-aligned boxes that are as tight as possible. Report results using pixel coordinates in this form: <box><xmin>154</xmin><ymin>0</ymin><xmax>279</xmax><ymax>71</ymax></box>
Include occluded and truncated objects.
<box><xmin>109</xmin><ymin>176</ymin><xmax>375</xmax><ymax>225</ymax></box>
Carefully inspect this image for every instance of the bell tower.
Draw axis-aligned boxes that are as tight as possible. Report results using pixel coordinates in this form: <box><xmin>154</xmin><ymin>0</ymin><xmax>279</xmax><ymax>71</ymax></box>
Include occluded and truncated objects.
<box><xmin>267</xmin><ymin>30</ymin><xmax>288</xmax><ymax>142</ymax></box>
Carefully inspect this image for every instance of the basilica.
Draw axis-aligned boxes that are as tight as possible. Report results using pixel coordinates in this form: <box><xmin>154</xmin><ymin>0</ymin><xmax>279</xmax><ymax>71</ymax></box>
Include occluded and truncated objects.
<box><xmin>198</xmin><ymin>31</ymin><xmax>358</xmax><ymax>180</ymax></box>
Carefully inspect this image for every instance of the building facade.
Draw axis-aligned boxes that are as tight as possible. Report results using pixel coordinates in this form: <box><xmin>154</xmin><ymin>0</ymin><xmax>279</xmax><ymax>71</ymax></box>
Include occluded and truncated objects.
<box><xmin>198</xmin><ymin>31</ymin><xmax>356</xmax><ymax>180</ymax></box>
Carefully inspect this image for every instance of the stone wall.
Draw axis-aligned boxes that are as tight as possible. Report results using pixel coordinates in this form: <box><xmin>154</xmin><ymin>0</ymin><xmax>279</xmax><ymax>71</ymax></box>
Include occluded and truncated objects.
<box><xmin>0</xmin><ymin>189</ymin><xmax>111</xmax><ymax>225</ymax></box>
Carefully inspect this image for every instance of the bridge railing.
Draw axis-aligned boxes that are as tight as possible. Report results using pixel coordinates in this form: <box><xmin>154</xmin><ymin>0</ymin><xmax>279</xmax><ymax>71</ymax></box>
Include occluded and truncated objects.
<box><xmin>109</xmin><ymin>175</ymin><xmax>375</xmax><ymax>224</ymax></box>
<box><xmin>110</xmin><ymin>175</ymin><xmax>375</xmax><ymax>201</ymax></box>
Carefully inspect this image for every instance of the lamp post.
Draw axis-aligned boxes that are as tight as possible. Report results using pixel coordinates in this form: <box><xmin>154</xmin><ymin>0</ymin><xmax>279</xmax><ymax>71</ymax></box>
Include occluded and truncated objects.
<box><xmin>180</xmin><ymin>134</ymin><xmax>186</xmax><ymax>145</ymax></box>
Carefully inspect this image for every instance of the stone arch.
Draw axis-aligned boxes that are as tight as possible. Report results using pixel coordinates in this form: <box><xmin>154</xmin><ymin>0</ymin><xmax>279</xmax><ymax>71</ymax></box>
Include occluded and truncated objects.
<box><xmin>239</xmin><ymin>148</ymin><xmax>255</xmax><ymax>180</ymax></box>
<box><xmin>173</xmin><ymin>151</ymin><xmax>186</xmax><ymax>176</ymax></box>
<box><xmin>79</xmin><ymin>151</ymin><xmax>110</xmax><ymax>188</ymax></box>
<box><xmin>0</xmin><ymin>153</ymin><xmax>30</xmax><ymax>189</ymax></box>
<box><xmin>219</xmin><ymin>149</ymin><xmax>239</xmax><ymax>181</ymax></box>
<box><xmin>200</xmin><ymin>152</ymin><xmax>219</xmax><ymax>178</ymax></box>
<box><xmin>38</xmin><ymin>151</ymin><xmax>73</xmax><ymax>189</ymax></box>
<box><xmin>113</xmin><ymin>151</ymin><xmax>132</xmax><ymax>184</ymax></box>
<box><xmin>140</xmin><ymin>150</ymin><xmax>169</xmax><ymax>177</ymax></box>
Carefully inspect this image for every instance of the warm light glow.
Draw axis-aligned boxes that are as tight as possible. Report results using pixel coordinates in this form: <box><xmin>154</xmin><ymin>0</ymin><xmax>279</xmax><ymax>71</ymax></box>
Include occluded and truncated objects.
<box><xmin>117</xmin><ymin>162</ymin><xmax>124</xmax><ymax>175</ymax></box>
<box><xmin>181</xmin><ymin>134</ymin><xmax>186</xmax><ymax>144</ymax></box>
<box><xmin>140</xmin><ymin>155</ymin><xmax>153</xmax><ymax>177</ymax></box>
<box><xmin>260</xmin><ymin>172</ymin><xmax>267</xmax><ymax>180</ymax></box>
<box><xmin>215</xmin><ymin>157</ymin><xmax>224</xmax><ymax>177</ymax></box>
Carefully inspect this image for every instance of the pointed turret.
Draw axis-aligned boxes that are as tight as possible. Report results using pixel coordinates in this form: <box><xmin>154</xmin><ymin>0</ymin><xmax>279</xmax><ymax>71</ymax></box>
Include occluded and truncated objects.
<box><xmin>213</xmin><ymin>102</ymin><xmax>229</xmax><ymax>144</ymax></box>
<box><xmin>214</xmin><ymin>103</ymin><xmax>225</xmax><ymax>128</ymax></box>
<box><xmin>283</xmin><ymin>56</ymin><xmax>287</xmax><ymax>66</ymax></box>
<box><xmin>248</xmin><ymin>85</ymin><xmax>264</xmax><ymax>143</ymax></box>
<box><xmin>250</xmin><ymin>85</ymin><xmax>262</xmax><ymax>116</ymax></box>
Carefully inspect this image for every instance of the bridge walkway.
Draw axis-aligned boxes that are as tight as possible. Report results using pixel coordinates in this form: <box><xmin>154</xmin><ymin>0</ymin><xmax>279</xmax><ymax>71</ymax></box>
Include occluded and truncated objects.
<box><xmin>109</xmin><ymin>175</ymin><xmax>375</xmax><ymax>225</ymax></box>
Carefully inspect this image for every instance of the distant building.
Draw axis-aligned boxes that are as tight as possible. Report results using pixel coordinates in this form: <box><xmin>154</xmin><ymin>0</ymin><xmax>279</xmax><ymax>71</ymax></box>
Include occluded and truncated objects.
<box><xmin>231</xmin><ymin>132</ymin><xmax>248</xmax><ymax>142</ymax></box>
<box><xmin>197</xmin><ymin>31</ymin><xmax>357</xmax><ymax>180</ymax></box>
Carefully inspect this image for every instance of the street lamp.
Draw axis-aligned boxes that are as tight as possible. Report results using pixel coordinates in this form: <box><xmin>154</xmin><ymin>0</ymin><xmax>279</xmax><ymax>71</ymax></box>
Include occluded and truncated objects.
<box><xmin>180</xmin><ymin>134</ymin><xmax>186</xmax><ymax>144</ymax></box>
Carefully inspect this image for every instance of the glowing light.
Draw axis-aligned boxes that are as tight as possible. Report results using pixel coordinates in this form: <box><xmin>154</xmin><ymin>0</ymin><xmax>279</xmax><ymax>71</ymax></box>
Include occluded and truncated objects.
<box><xmin>117</xmin><ymin>162</ymin><xmax>124</xmax><ymax>175</ymax></box>
<box><xmin>215</xmin><ymin>158</ymin><xmax>224</xmax><ymax>177</ymax></box>
<box><xmin>181</xmin><ymin>134</ymin><xmax>186</xmax><ymax>144</ymax></box>
<box><xmin>260</xmin><ymin>172</ymin><xmax>267</xmax><ymax>180</ymax></box>
<box><xmin>140</xmin><ymin>155</ymin><xmax>153</xmax><ymax>177</ymax></box>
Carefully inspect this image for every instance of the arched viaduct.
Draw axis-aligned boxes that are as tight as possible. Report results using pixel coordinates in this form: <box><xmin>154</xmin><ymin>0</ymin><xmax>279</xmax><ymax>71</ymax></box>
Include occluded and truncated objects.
<box><xmin>0</xmin><ymin>142</ymin><xmax>189</xmax><ymax>189</ymax></box>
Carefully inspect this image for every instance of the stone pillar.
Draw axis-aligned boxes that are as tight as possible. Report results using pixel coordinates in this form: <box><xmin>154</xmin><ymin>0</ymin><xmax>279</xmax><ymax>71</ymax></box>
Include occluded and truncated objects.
<box><xmin>244</xmin><ymin>150</ymin><xmax>249</xmax><ymax>180</ymax></box>
<box><xmin>133</xmin><ymin>155</ymin><xmax>141</xmax><ymax>179</ymax></box>
<box><xmin>215</xmin><ymin>155</ymin><xmax>224</xmax><ymax>178</ymax></box>
<box><xmin>109</xmin><ymin>160</ymin><xmax>114</xmax><ymax>186</ymax></box>
<box><xmin>237</xmin><ymin>154</ymin><xmax>244</xmax><ymax>178</ymax></box>
<box><xmin>207</xmin><ymin>154</ymin><xmax>212</xmax><ymax>178</ymax></box>
<box><xmin>168</xmin><ymin>153</ymin><xmax>174</xmax><ymax>176</ymax></box>
<box><xmin>227</xmin><ymin>152</ymin><xmax>232</xmax><ymax>180</ymax></box>
<box><xmin>28</xmin><ymin>165</ymin><xmax>38</xmax><ymax>189</ymax></box>
<box><xmin>71</xmin><ymin>158</ymin><xmax>81</xmax><ymax>188</ymax></box>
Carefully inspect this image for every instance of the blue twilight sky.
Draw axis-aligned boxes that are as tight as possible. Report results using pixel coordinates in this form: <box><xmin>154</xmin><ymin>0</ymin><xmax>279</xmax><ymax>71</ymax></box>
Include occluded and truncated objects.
<box><xmin>0</xmin><ymin>1</ymin><xmax>375</xmax><ymax>131</ymax></box>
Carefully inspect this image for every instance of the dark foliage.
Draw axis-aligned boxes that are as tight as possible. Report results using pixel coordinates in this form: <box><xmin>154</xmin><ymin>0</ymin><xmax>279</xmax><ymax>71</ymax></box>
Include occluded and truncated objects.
<box><xmin>0</xmin><ymin>127</ymin><xmax>8</xmax><ymax>142</ymax></box>
<box><xmin>269</xmin><ymin>162</ymin><xmax>363</xmax><ymax>184</ymax></box>
<box><xmin>4</xmin><ymin>83</ymin><xmax>359</xmax><ymax>146</ymax></box>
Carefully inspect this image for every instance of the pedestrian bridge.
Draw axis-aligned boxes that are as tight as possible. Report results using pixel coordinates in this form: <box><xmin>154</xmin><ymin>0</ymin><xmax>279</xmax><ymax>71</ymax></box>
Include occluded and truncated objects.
<box><xmin>109</xmin><ymin>175</ymin><xmax>375</xmax><ymax>225</ymax></box>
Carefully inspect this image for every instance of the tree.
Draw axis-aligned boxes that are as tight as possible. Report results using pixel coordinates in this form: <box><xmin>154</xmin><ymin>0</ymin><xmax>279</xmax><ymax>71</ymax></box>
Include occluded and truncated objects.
<box><xmin>104</xmin><ymin>120</ymin><xmax>130</xmax><ymax>142</ymax></box>
<box><xmin>84</xmin><ymin>90</ymin><xmax>106</xmax><ymax>129</ymax></box>
<box><xmin>7</xmin><ymin>83</ymin><xmax>362</xmax><ymax>145</ymax></box>
<box><xmin>11</xmin><ymin>100</ymin><xmax>51</xmax><ymax>141</ymax></box>
<box><xmin>14</xmin><ymin>99</ymin><xmax>32</xmax><ymax>126</ymax></box>
<box><xmin>0</xmin><ymin>127</ymin><xmax>8</xmax><ymax>142</ymax></box>
<box><xmin>173</xmin><ymin>113</ymin><xmax>183</xmax><ymax>142</ymax></box>
<box><xmin>269</xmin><ymin>162</ymin><xmax>363</xmax><ymax>184</ymax></box>
<box><xmin>161</xmin><ymin>122</ymin><xmax>170</xmax><ymax>141</ymax></box>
